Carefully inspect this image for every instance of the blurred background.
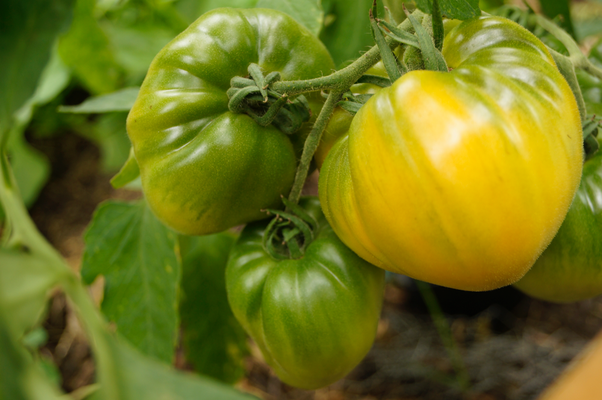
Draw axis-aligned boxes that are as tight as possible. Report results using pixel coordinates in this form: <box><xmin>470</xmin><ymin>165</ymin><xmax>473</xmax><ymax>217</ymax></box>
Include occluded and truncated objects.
<box><xmin>5</xmin><ymin>0</ymin><xmax>602</xmax><ymax>399</ymax></box>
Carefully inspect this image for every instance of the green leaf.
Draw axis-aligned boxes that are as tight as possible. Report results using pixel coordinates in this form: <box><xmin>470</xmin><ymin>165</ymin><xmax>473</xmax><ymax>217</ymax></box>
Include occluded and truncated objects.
<box><xmin>102</xmin><ymin>24</ymin><xmax>177</xmax><ymax>83</ymax></box>
<box><xmin>320</xmin><ymin>0</ymin><xmax>374</xmax><ymax>66</ymax></box>
<box><xmin>4</xmin><ymin>45</ymin><xmax>70</xmax><ymax>209</ymax></box>
<box><xmin>110</xmin><ymin>148</ymin><xmax>140</xmax><ymax>189</ymax></box>
<box><xmin>91</xmin><ymin>328</ymin><xmax>255</xmax><ymax>400</ymax></box>
<box><xmin>414</xmin><ymin>0</ymin><xmax>432</xmax><ymax>14</ymax></box>
<box><xmin>0</xmin><ymin>250</ymin><xmax>67</xmax><ymax>339</ymax></box>
<box><xmin>179</xmin><ymin>233</ymin><xmax>249</xmax><ymax>384</ymax></box>
<box><xmin>0</xmin><ymin>0</ymin><xmax>74</xmax><ymax>137</ymax></box>
<box><xmin>81</xmin><ymin>200</ymin><xmax>181</xmax><ymax>364</ymax></box>
<box><xmin>59</xmin><ymin>0</ymin><xmax>122</xmax><ymax>95</ymax></box>
<box><xmin>0</xmin><ymin>304</ymin><xmax>64</xmax><ymax>400</ymax></box>
<box><xmin>256</xmin><ymin>0</ymin><xmax>323</xmax><ymax>36</ymax></box>
<box><xmin>59</xmin><ymin>88</ymin><xmax>139</xmax><ymax>114</ymax></box>
<box><xmin>85</xmin><ymin>113</ymin><xmax>133</xmax><ymax>173</ymax></box>
<box><xmin>8</xmin><ymin>137</ymin><xmax>50</xmax><ymax>207</ymax></box>
<box><xmin>417</xmin><ymin>0</ymin><xmax>480</xmax><ymax>20</ymax></box>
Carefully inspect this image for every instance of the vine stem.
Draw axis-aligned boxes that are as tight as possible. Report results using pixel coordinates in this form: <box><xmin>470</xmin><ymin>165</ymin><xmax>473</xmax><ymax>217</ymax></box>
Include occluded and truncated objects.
<box><xmin>415</xmin><ymin>280</ymin><xmax>471</xmax><ymax>391</ymax></box>
<box><xmin>271</xmin><ymin>11</ymin><xmax>423</xmax><ymax>97</ymax></box>
<box><xmin>0</xmin><ymin>144</ymin><xmax>122</xmax><ymax>399</ymax></box>
<box><xmin>286</xmin><ymin>90</ymin><xmax>343</xmax><ymax>208</ymax></box>
<box><xmin>536</xmin><ymin>15</ymin><xmax>602</xmax><ymax>80</ymax></box>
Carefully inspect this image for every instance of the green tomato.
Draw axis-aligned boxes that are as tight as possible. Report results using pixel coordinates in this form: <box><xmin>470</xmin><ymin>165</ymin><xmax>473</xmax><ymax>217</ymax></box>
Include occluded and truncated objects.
<box><xmin>226</xmin><ymin>197</ymin><xmax>385</xmax><ymax>390</ymax></box>
<box><xmin>127</xmin><ymin>8</ymin><xmax>334</xmax><ymax>235</ymax></box>
<box><xmin>319</xmin><ymin>16</ymin><xmax>583</xmax><ymax>291</ymax></box>
<box><xmin>513</xmin><ymin>138</ymin><xmax>602</xmax><ymax>303</ymax></box>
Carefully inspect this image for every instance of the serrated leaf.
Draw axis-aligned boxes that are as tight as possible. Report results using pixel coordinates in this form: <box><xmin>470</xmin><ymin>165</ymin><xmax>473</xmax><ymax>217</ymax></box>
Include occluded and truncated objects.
<box><xmin>59</xmin><ymin>0</ymin><xmax>122</xmax><ymax>95</ymax></box>
<box><xmin>81</xmin><ymin>200</ymin><xmax>180</xmax><ymax>364</ymax></box>
<box><xmin>59</xmin><ymin>87</ymin><xmax>139</xmax><ymax>114</ymax></box>
<box><xmin>179</xmin><ymin>233</ymin><xmax>248</xmax><ymax>384</ymax></box>
<box><xmin>0</xmin><ymin>250</ymin><xmax>67</xmax><ymax>339</ymax></box>
<box><xmin>0</xmin><ymin>0</ymin><xmax>74</xmax><ymax>136</ymax></box>
<box><xmin>256</xmin><ymin>0</ymin><xmax>323</xmax><ymax>36</ymax></box>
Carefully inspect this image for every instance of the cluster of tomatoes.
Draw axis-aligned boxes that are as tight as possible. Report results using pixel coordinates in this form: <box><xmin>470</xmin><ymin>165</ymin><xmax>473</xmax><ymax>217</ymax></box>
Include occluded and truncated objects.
<box><xmin>126</xmin><ymin>7</ymin><xmax>599</xmax><ymax>389</ymax></box>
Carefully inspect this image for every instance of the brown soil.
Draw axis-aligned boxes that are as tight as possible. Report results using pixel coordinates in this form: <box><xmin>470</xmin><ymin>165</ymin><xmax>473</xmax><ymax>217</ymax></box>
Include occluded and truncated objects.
<box><xmin>27</xmin><ymin>133</ymin><xmax>602</xmax><ymax>399</ymax></box>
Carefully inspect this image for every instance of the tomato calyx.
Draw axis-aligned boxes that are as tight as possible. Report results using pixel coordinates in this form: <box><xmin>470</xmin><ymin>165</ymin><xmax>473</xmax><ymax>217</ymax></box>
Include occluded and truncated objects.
<box><xmin>228</xmin><ymin>63</ymin><xmax>311</xmax><ymax>135</ymax></box>
<box><xmin>262</xmin><ymin>197</ymin><xmax>318</xmax><ymax>260</ymax></box>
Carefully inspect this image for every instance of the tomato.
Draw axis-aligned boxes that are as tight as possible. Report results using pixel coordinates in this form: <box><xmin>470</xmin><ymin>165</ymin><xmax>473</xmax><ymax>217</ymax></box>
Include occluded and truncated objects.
<box><xmin>226</xmin><ymin>197</ymin><xmax>385</xmax><ymax>389</ymax></box>
<box><xmin>513</xmin><ymin>137</ymin><xmax>602</xmax><ymax>302</ymax></box>
<box><xmin>127</xmin><ymin>8</ymin><xmax>334</xmax><ymax>235</ymax></box>
<box><xmin>319</xmin><ymin>16</ymin><xmax>583</xmax><ymax>291</ymax></box>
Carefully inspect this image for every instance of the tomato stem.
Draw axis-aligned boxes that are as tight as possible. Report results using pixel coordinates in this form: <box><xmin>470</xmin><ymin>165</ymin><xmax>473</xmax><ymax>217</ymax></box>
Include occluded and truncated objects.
<box><xmin>270</xmin><ymin>11</ymin><xmax>424</xmax><ymax>97</ymax></box>
<box><xmin>286</xmin><ymin>90</ymin><xmax>343</xmax><ymax>208</ymax></box>
<box><xmin>536</xmin><ymin>15</ymin><xmax>602</xmax><ymax>81</ymax></box>
<box><xmin>415</xmin><ymin>280</ymin><xmax>472</xmax><ymax>391</ymax></box>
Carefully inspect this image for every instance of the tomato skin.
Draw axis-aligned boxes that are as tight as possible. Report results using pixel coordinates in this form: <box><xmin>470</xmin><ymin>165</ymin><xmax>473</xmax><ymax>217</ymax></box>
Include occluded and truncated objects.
<box><xmin>226</xmin><ymin>197</ymin><xmax>385</xmax><ymax>390</ymax></box>
<box><xmin>127</xmin><ymin>8</ymin><xmax>334</xmax><ymax>235</ymax></box>
<box><xmin>514</xmin><ymin>143</ymin><xmax>602</xmax><ymax>303</ymax></box>
<box><xmin>319</xmin><ymin>16</ymin><xmax>583</xmax><ymax>291</ymax></box>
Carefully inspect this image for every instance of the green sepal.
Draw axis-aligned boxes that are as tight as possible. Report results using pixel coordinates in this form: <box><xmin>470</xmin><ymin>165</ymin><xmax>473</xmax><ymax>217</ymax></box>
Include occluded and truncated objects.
<box><xmin>370</xmin><ymin>3</ymin><xmax>402</xmax><ymax>82</ymax></box>
<box><xmin>378</xmin><ymin>19</ymin><xmax>420</xmax><ymax>49</ymax></box>
<box><xmin>356</xmin><ymin>74</ymin><xmax>392</xmax><ymax>87</ymax></box>
<box><xmin>404</xmin><ymin>6</ymin><xmax>448</xmax><ymax>72</ymax></box>
<box><xmin>282</xmin><ymin>196</ymin><xmax>318</xmax><ymax>231</ymax></box>
<box><xmin>110</xmin><ymin>147</ymin><xmax>140</xmax><ymax>189</ymax></box>
<box><xmin>337</xmin><ymin>101</ymin><xmax>363</xmax><ymax>114</ymax></box>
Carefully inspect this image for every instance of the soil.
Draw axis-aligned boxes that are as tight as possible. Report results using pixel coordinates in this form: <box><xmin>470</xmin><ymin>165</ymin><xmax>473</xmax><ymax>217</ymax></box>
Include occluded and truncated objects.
<box><xmin>27</xmin><ymin>133</ymin><xmax>602</xmax><ymax>400</ymax></box>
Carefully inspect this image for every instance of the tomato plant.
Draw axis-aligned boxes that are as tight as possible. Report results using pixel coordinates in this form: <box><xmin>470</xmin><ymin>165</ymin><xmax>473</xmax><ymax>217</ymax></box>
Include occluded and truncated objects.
<box><xmin>127</xmin><ymin>7</ymin><xmax>334</xmax><ymax>235</ymax></box>
<box><xmin>5</xmin><ymin>0</ymin><xmax>602</xmax><ymax>399</ymax></box>
<box><xmin>319</xmin><ymin>16</ymin><xmax>584</xmax><ymax>291</ymax></box>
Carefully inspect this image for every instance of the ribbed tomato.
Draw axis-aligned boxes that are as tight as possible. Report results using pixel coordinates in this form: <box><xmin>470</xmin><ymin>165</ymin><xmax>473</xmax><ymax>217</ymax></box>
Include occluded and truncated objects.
<box><xmin>319</xmin><ymin>16</ymin><xmax>583</xmax><ymax>291</ymax></box>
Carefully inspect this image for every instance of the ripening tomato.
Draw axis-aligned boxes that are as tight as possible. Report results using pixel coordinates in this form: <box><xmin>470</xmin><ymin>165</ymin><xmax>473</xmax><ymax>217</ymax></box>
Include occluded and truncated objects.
<box><xmin>319</xmin><ymin>16</ymin><xmax>583</xmax><ymax>291</ymax></box>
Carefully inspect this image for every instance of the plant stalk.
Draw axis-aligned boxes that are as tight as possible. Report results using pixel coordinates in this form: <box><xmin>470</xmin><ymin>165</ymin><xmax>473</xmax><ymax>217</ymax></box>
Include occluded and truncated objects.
<box><xmin>271</xmin><ymin>11</ymin><xmax>423</xmax><ymax>97</ymax></box>
<box><xmin>415</xmin><ymin>280</ymin><xmax>471</xmax><ymax>391</ymax></box>
<box><xmin>286</xmin><ymin>90</ymin><xmax>343</xmax><ymax>208</ymax></box>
